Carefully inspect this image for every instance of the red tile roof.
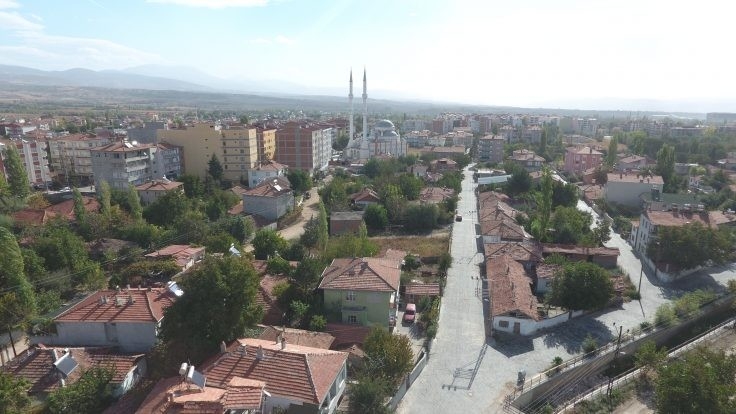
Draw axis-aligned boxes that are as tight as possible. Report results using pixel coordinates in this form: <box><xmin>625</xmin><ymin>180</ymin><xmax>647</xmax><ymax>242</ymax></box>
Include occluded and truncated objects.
<box><xmin>350</xmin><ymin>188</ymin><xmax>380</xmax><ymax>203</ymax></box>
<box><xmin>405</xmin><ymin>283</ymin><xmax>440</xmax><ymax>297</ymax></box>
<box><xmin>135</xmin><ymin>180</ymin><xmax>183</xmax><ymax>192</ymax></box>
<box><xmin>419</xmin><ymin>187</ymin><xmax>455</xmax><ymax>204</ymax></box>
<box><xmin>324</xmin><ymin>323</ymin><xmax>371</xmax><ymax>350</ymax></box>
<box><xmin>536</xmin><ymin>263</ymin><xmax>562</xmax><ymax>281</ymax></box>
<box><xmin>319</xmin><ymin>257</ymin><xmax>400</xmax><ymax>292</ymax></box>
<box><xmin>136</xmin><ymin>376</ymin><xmax>266</xmax><ymax>414</ymax></box>
<box><xmin>201</xmin><ymin>338</ymin><xmax>347</xmax><ymax>406</ymax></box>
<box><xmin>258</xmin><ymin>326</ymin><xmax>335</xmax><ymax>349</ymax></box>
<box><xmin>541</xmin><ymin>244</ymin><xmax>620</xmax><ymax>258</ymax></box>
<box><xmin>242</xmin><ymin>177</ymin><xmax>292</xmax><ymax>197</ymax></box>
<box><xmin>479</xmin><ymin>219</ymin><xmax>527</xmax><ymax>241</ymax></box>
<box><xmin>252</xmin><ymin>160</ymin><xmax>288</xmax><ymax>171</ymax></box>
<box><xmin>486</xmin><ymin>255</ymin><xmax>539</xmax><ymax>320</ymax></box>
<box><xmin>54</xmin><ymin>288</ymin><xmax>176</xmax><ymax>323</ymax></box>
<box><xmin>92</xmin><ymin>141</ymin><xmax>156</xmax><ymax>152</ymax></box>
<box><xmin>145</xmin><ymin>244</ymin><xmax>205</xmax><ymax>268</ymax></box>
<box><xmin>13</xmin><ymin>196</ymin><xmax>100</xmax><ymax>226</ymax></box>
<box><xmin>644</xmin><ymin>210</ymin><xmax>736</xmax><ymax>228</ymax></box>
<box><xmin>484</xmin><ymin>242</ymin><xmax>543</xmax><ymax>263</ymax></box>
<box><xmin>0</xmin><ymin>345</ymin><xmax>143</xmax><ymax>395</ymax></box>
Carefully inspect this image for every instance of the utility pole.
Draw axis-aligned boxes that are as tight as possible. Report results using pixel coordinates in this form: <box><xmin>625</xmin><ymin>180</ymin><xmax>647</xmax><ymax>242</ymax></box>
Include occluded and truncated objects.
<box><xmin>607</xmin><ymin>325</ymin><xmax>624</xmax><ymax>409</ymax></box>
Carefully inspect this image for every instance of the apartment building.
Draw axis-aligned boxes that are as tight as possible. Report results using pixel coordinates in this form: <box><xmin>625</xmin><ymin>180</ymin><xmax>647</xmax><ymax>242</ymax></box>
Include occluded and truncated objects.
<box><xmin>0</xmin><ymin>138</ymin><xmax>52</xmax><ymax>185</ymax></box>
<box><xmin>275</xmin><ymin>121</ymin><xmax>331</xmax><ymax>172</ymax></box>
<box><xmin>91</xmin><ymin>141</ymin><xmax>181</xmax><ymax>190</ymax></box>
<box><xmin>477</xmin><ymin>134</ymin><xmax>505</xmax><ymax>164</ymax></box>
<box><xmin>47</xmin><ymin>133</ymin><xmax>113</xmax><ymax>185</ymax></box>
<box><xmin>255</xmin><ymin>126</ymin><xmax>276</xmax><ymax>161</ymax></box>
<box><xmin>563</xmin><ymin>146</ymin><xmax>603</xmax><ymax>175</ymax></box>
<box><xmin>157</xmin><ymin>123</ymin><xmax>224</xmax><ymax>178</ymax></box>
<box><xmin>220</xmin><ymin>125</ymin><xmax>259</xmax><ymax>182</ymax></box>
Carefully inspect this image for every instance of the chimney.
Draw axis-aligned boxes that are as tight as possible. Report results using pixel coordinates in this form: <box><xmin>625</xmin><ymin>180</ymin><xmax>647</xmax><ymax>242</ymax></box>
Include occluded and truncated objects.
<box><xmin>256</xmin><ymin>345</ymin><xmax>264</xmax><ymax>360</ymax></box>
<box><xmin>281</xmin><ymin>337</ymin><xmax>286</xmax><ymax>350</ymax></box>
<box><xmin>220</xmin><ymin>341</ymin><xmax>227</xmax><ymax>354</ymax></box>
<box><xmin>127</xmin><ymin>294</ymin><xmax>135</xmax><ymax>305</ymax></box>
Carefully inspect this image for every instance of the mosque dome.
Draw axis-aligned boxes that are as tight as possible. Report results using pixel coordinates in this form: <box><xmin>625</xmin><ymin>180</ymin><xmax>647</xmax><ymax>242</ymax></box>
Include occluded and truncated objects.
<box><xmin>374</xmin><ymin>119</ymin><xmax>395</xmax><ymax>129</ymax></box>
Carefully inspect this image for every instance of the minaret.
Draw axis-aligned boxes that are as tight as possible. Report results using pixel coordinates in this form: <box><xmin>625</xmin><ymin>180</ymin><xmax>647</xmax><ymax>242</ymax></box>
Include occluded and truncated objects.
<box><xmin>362</xmin><ymin>67</ymin><xmax>368</xmax><ymax>141</ymax></box>
<box><xmin>348</xmin><ymin>69</ymin><xmax>354</xmax><ymax>141</ymax></box>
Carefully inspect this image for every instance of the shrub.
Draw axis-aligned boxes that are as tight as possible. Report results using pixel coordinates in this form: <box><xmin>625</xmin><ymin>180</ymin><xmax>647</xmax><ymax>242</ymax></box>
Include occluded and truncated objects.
<box><xmin>655</xmin><ymin>304</ymin><xmax>678</xmax><ymax>328</ymax></box>
<box><xmin>426</xmin><ymin>324</ymin><xmax>438</xmax><ymax>339</ymax></box>
<box><xmin>309</xmin><ymin>315</ymin><xmax>327</xmax><ymax>331</ymax></box>
<box><xmin>582</xmin><ymin>334</ymin><xmax>598</xmax><ymax>354</ymax></box>
<box><xmin>271</xmin><ymin>281</ymin><xmax>290</xmax><ymax>299</ymax></box>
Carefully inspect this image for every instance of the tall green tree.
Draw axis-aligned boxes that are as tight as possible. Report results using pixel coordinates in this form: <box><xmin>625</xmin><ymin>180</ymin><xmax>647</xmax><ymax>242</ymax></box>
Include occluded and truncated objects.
<box><xmin>546</xmin><ymin>261</ymin><xmax>613</xmax><ymax>312</ymax></box>
<box><xmin>505</xmin><ymin>164</ymin><xmax>532</xmax><ymax>196</ymax></box>
<box><xmin>532</xmin><ymin>167</ymin><xmax>553</xmax><ymax>241</ymax></box>
<box><xmin>2</xmin><ymin>146</ymin><xmax>29</xmax><ymax>198</ymax></box>
<box><xmin>97</xmin><ymin>180</ymin><xmax>112</xmax><ymax>218</ymax></box>
<box><xmin>72</xmin><ymin>187</ymin><xmax>87</xmax><ymax>223</ymax></box>
<box><xmin>398</xmin><ymin>174</ymin><xmax>422</xmax><ymax>201</ymax></box>
<box><xmin>127</xmin><ymin>184</ymin><xmax>143</xmax><ymax>221</ymax></box>
<box><xmin>363</xmin><ymin>204</ymin><xmax>388</xmax><ymax>231</ymax></box>
<box><xmin>349</xmin><ymin>377</ymin><xmax>390</xmax><ymax>414</ymax></box>
<box><xmin>606</xmin><ymin>136</ymin><xmax>618</xmax><ymax>167</ymax></box>
<box><xmin>648</xmin><ymin>222</ymin><xmax>732</xmax><ymax>270</ymax></box>
<box><xmin>0</xmin><ymin>226</ymin><xmax>36</xmax><ymax>329</ymax></box>
<box><xmin>180</xmin><ymin>174</ymin><xmax>204</xmax><ymax>198</ymax></box>
<box><xmin>286</xmin><ymin>169</ymin><xmax>313</xmax><ymax>194</ymax></box>
<box><xmin>160</xmin><ymin>256</ymin><xmax>262</xmax><ymax>359</ymax></box>
<box><xmin>208</xmin><ymin>153</ymin><xmax>224</xmax><ymax>182</ymax></box>
<box><xmin>0</xmin><ymin>168</ymin><xmax>9</xmax><ymax>197</ymax></box>
<box><xmin>656</xmin><ymin>144</ymin><xmax>676</xmax><ymax>192</ymax></box>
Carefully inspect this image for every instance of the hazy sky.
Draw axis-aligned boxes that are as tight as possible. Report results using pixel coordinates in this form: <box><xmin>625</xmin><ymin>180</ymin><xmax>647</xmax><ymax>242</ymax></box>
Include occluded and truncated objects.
<box><xmin>1</xmin><ymin>0</ymin><xmax>734</xmax><ymax>108</ymax></box>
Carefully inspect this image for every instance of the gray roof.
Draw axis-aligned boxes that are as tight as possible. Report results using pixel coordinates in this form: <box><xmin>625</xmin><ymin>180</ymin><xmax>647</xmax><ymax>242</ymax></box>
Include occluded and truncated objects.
<box><xmin>330</xmin><ymin>211</ymin><xmax>365</xmax><ymax>220</ymax></box>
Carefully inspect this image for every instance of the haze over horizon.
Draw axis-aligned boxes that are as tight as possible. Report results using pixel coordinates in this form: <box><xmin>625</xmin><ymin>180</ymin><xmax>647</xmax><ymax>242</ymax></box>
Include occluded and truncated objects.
<box><xmin>1</xmin><ymin>0</ymin><xmax>735</xmax><ymax>112</ymax></box>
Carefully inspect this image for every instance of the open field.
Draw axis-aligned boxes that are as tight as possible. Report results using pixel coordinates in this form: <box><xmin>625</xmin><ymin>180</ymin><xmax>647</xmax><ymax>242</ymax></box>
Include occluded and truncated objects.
<box><xmin>372</xmin><ymin>235</ymin><xmax>450</xmax><ymax>258</ymax></box>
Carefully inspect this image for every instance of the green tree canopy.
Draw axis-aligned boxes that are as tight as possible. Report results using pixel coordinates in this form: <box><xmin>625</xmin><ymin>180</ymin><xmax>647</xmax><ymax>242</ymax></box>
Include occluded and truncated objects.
<box><xmin>349</xmin><ymin>376</ymin><xmax>390</xmax><ymax>414</ymax></box>
<box><xmin>648</xmin><ymin>222</ymin><xmax>733</xmax><ymax>270</ymax></box>
<box><xmin>208</xmin><ymin>153</ymin><xmax>224</xmax><ymax>182</ymax></box>
<box><xmin>2</xmin><ymin>146</ymin><xmax>29</xmax><ymax>198</ymax></box>
<box><xmin>97</xmin><ymin>180</ymin><xmax>112</xmax><ymax>218</ymax></box>
<box><xmin>127</xmin><ymin>184</ymin><xmax>143</xmax><ymax>221</ymax></box>
<box><xmin>72</xmin><ymin>187</ymin><xmax>87</xmax><ymax>223</ymax></box>
<box><xmin>505</xmin><ymin>164</ymin><xmax>532</xmax><ymax>196</ymax></box>
<box><xmin>46</xmin><ymin>367</ymin><xmax>113</xmax><ymax>414</ymax></box>
<box><xmin>0</xmin><ymin>226</ymin><xmax>36</xmax><ymax>328</ymax></box>
<box><xmin>398</xmin><ymin>174</ymin><xmax>422</xmax><ymax>200</ymax></box>
<box><xmin>160</xmin><ymin>256</ymin><xmax>262</xmax><ymax>360</ymax></box>
<box><xmin>363</xmin><ymin>327</ymin><xmax>414</xmax><ymax>386</ymax></box>
<box><xmin>655</xmin><ymin>346</ymin><xmax>736</xmax><ymax>414</ymax></box>
<box><xmin>363</xmin><ymin>204</ymin><xmax>388</xmax><ymax>231</ymax></box>
<box><xmin>0</xmin><ymin>370</ymin><xmax>31</xmax><ymax>413</ymax></box>
<box><xmin>252</xmin><ymin>229</ymin><xmax>289</xmax><ymax>260</ymax></box>
<box><xmin>548</xmin><ymin>206</ymin><xmax>593</xmax><ymax>244</ymax></box>
<box><xmin>546</xmin><ymin>261</ymin><xmax>613</xmax><ymax>311</ymax></box>
<box><xmin>286</xmin><ymin>169</ymin><xmax>313</xmax><ymax>194</ymax></box>
<box><xmin>143</xmin><ymin>190</ymin><xmax>191</xmax><ymax>226</ymax></box>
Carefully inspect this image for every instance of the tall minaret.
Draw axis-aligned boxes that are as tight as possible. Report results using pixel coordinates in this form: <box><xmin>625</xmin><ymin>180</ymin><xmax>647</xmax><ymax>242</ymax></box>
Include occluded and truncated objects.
<box><xmin>362</xmin><ymin>67</ymin><xmax>368</xmax><ymax>141</ymax></box>
<box><xmin>348</xmin><ymin>69</ymin><xmax>354</xmax><ymax>140</ymax></box>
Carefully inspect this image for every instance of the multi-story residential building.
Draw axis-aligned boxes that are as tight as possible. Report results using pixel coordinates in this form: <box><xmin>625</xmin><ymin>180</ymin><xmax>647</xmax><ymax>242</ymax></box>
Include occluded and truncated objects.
<box><xmin>508</xmin><ymin>149</ymin><xmax>545</xmax><ymax>171</ymax></box>
<box><xmin>47</xmin><ymin>133</ymin><xmax>113</xmax><ymax>185</ymax></box>
<box><xmin>402</xmin><ymin>119</ymin><xmax>429</xmax><ymax>132</ymax></box>
<box><xmin>255</xmin><ymin>125</ymin><xmax>277</xmax><ymax>161</ymax></box>
<box><xmin>563</xmin><ymin>145</ymin><xmax>603</xmax><ymax>175</ymax></box>
<box><xmin>126</xmin><ymin>121</ymin><xmax>166</xmax><ymax>144</ymax></box>
<box><xmin>246</xmin><ymin>159</ymin><xmax>288</xmax><ymax>187</ymax></box>
<box><xmin>477</xmin><ymin>134</ymin><xmax>505</xmax><ymax>164</ymax></box>
<box><xmin>91</xmin><ymin>141</ymin><xmax>181</xmax><ymax>190</ymax></box>
<box><xmin>500</xmin><ymin>125</ymin><xmax>516</xmax><ymax>143</ymax></box>
<box><xmin>0</xmin><ymin>123</ymin><xmax>23</xmax><ymax>139</ymax></box>
<box><xmin>404</xmin><ymin>130</ymin><xmax>434</xmax><ymax>148</ymax></box>
<box><xmin>522</xmin><ymin>125</ymin><xmax>543</xmax><ymax>144</ymax></box>
<box><xmin>157</xmin><ymin>123</ymin><xmax>224</xmax><ymax>178</ymax></box>
<box><xmin>0</xmin><ymin>138</ymin><xmax>52</xmax><ymax>185</ymax></box>
<box><xmin>156</xmin><ymin>142</ymin><xmax>182</xmax><ymax>179</ymax></box>
<box><xmin>275</xmin><ymin>121</ymin><xmax>331</xmax><ymax>172</ymax></box>
<box><xmin>604</xmin><ymin>172</ymin><xmax>664</xmax><ymax>208</ymax></box>
<box><xmin>220</xmin><ymin>125</ymin><xmax>259</xmax><ymax>182</ymax></box>
<box><xmin>706</xmin><ymin>112</ymin><xmax>736</xmax><ymax>125</ymax></box>
<box><xmin>572</xmin><ymin>118</ymin><xmax>599</xmax><ymax>136</ymax></box>
<box><xmin>242</xmin><ymin>176</ymin><xmax>294</xmax><ymax>221</ymax></box>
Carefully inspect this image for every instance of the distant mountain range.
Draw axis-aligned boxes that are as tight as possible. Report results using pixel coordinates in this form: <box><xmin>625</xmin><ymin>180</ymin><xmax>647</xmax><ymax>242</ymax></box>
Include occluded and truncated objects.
<box><xmin>0</xmin><ymin>64</ymin><xmax>724</xmax><ymax>117</ymax></box>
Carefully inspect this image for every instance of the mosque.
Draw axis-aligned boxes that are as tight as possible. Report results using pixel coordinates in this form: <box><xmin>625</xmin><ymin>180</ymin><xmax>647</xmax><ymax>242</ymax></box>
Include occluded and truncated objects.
<box><xmin>344</xmin><ymin>69</ymin><xmax>408</xmax><ymax>162</ymax></box>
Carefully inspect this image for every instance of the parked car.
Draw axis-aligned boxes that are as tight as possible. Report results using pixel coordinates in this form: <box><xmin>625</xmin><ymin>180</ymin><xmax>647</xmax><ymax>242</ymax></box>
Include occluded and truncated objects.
<box><xmin>403</xmin><ymin>303</ymin><xmax>417</xmax><ymax>324</ymax></box>
<box><xmin>455</xmin><ymin>214</ymin><xmax>463</xmax><ymax>222</ymax></box>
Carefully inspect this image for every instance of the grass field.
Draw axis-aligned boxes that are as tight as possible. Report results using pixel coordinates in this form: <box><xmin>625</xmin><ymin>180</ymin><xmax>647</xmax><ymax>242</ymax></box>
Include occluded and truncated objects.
<box><xmin>372</xmin><ymin>235</ymin><xmax>450</xmax><ymax>258</ymax></box>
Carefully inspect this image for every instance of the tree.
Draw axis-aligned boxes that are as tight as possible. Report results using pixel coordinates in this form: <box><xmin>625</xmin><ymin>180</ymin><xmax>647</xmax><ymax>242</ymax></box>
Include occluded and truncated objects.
<box><xmin>286</xmin><ymin>169</ymin><xmax>313</xmax><ymax>194</ymax></box>
<box><xmin>363</xmin><ymin>204</ymin><xmax>388</xmax><ymax>231</ymax></box>
<box><xmin>655</xmin><ymin>347</ymin><xmax>736</xmax><ymax>414</ymax></box>
<box><xmin>363</xmin><ymin>327</ymin><xmax>414</xmax><ymax>386</ymax></box>
<box><xmin>656</xmin><ymin>144</ymin><xmax>677</xmax><ymax>192</ymax></box>
<box><xmin>551</xmin><ymin>181</ymin><xmax>578</xmax><ymax>207</ymax></box>
<box><xmin>0</xmin><ymin>370</ymin><xmax>31</xmax><ymax>413</ymax></box>
<box><xmin>635</xmin><ymin>340</ymin><xmax>667</xmax><ymax>376</ymax></box>
<box><xmin>548</xmin><ymin>206</ymin><xmax>593</xmax><ymax>244</ymax></box>
<box><xmin>2</xmin><ymin>146</ymin><xmax>29</xmax><ymax>198</ymax></box>
<box><xmin>505</xmin><ymin>164</ymin><xmax>532</xmax><ymax>196</ymax></box>
<box><xmin>606</xmin><ymin>136</ymin><xmax>618</xmax><ymax>167</ymax></box>
<box><xmin>252</xmin><ymin>229</ymin><xmax>289</xmax><ymax>260</ymax></box>
<box><xmin>333</xmin><ymin>132</ymin><xmax>350</xmax><ymax>151</ymax></box>
<box><xmin>647</xmin><ymin>222</ymin><xmax>732</xmax><ymax>271</ymax></box>
<box><xmin>180</xmin><ymin>174</ymin><xmax>204</xmax><ymax>198</ymax></box>
<box><xmin>398</xmin><ymin>174</ymin><xmax>422</xmax><ymax>200</ymax></box>
<box><xmin>143</xmin><ymin>190</ymin><xmax>190</xmax><ymax>226</ymax></box>
<box><xmin>72</xmin><ymin>187</ymin><xmax>87</xmax><ymax>223</ymax></box>
<box><xmin>532</xmin><ymin>168</ymin><xmax>553</xmax><ymax>241</ymax></box>
<box><xmin>404</xmin><ymin>204</ymin><xmax>438</xmax><ymax>232</ymax></box>
<box><xmin>127</xmin><ymin>184</ymin><xmax>143</xmax><ymax>221</ymax></box>
<box><xmin>97</xmin><ymin>180</ymin><xmax>112</xmax><ymax>218</ymax></box>
<box><xmin>546</xmin><ymin>261</ymin><xmax>613</xmax><ymax>312</ymax></box>
<box><xmin>0</xmin><ymin>168</ymin><xmax>9</xmax><ymax>197</ymax></box>
<box><xmin>584</xmin><ymin>218</ymin><xmax>611</xmax><ymax>247</ymax></box>
<box><xmin>208</xmin><ymin>153</ymin><xmax>224</xmax><ymax>182</ymax></box>
<box><xmin>160</xmin><ymin>256</ymin><xmax>262</xmax><ymax>360</ymax></box>
<box><xmin>380</xmin><ymin>184</ymin><xmax>406</xmax><ymax>224</ymax></box>
<box><xmin>46</xmin><ymin>367</ymin><xmax>114</xmax><ymax>414</ymax></box>
<box><xmin>349</xmin><ymin>377</ymin><xmax>391</xmax><ymax>414</ymax></box>
<box><xmin>0</xmin><ymin>226</ymin><xmax>36</xmax><ymax>329</ymax></box>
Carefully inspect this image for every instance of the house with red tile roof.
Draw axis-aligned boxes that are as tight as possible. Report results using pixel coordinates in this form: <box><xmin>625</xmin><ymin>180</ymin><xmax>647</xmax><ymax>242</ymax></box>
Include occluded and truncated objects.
<box><xmin>1</xmin><ymin>344</ymin><xmax>145</xmax><ymax>398</ymax></box>
<box><xmin>145</xmin><ymin>244</ymin><xmax>205</xmax><ymax>273</ymax></box>
<box><xmin>134</xmin><ymin>179</ymin><xmax>183</xmax><ymax>205</ymax></box>
<box><xmin>247</xmin><ymin>159</ymin><xmax>288</xmax><ymax>187</ymax></box>
<box><xmin>12</xmin><ymin>196</ymin><xmax>100</xmax><ymax>226</ymax></box>
<box><xmin>258</xmin><ymin>326</ymin><xmax>335</xmax><ymax>350</ymax></box>
<box><xmin>242</xmin><ymin>176</ymin><xmax>294</xmax><ymax>221</ymax></box>
<box><xmin>192</xmin><ymin>338</ymin><xmax>348</xmax><ymax>414</ymax></box>
<box><xmin>135</xmin><ymin>375</ymin><xmax>266</xmax><ymax>414</ymax></box>
<box><xmin>35</xmin><ymin>288</ymin><xmax>176</xmax><ymax>352</ymax></box>
<box><xmin>319</xmin><ymin>257</ymin><xmax>401</xmax><ymax>328</ymax></box>
<box><xmin>486</xmin><ymin>255</ymin><xmax>540</xmax><ymax>335</ymax></box>
<box><xmin>349</xmin><ymin>187</ymin><xmax>380</xmax><ymax>209</ymax></box>
<box><xmin>419</xmin><ymin>187</ymin><xmax>456</xmax><ymax>204</ymax></box>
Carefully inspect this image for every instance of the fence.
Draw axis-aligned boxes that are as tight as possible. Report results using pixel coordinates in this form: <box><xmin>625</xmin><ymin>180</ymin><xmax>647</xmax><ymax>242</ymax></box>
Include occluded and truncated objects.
<box><xmin>386</xmin><ymin>348</ymin><xmax>429</xmax><ymax>411</ymax></box>
<box><xmin>556</xmin><ymin>315</ymin><xmax>736</xmax><ymax>413</ymax></box>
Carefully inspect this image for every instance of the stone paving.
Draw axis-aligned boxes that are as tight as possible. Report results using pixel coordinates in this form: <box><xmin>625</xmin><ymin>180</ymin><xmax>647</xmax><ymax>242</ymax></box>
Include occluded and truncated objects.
<box><xmin>397</xmin><ymin>170</ymin><xmax>736</xmax><ymax>413</ymax></box>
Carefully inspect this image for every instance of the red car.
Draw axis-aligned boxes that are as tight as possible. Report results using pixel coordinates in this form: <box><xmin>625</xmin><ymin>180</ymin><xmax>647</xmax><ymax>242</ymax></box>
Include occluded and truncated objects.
<box><xmin>403</xmin><ymin>303</ymin><xmax>417</xmax><ymax>324</ymax></box>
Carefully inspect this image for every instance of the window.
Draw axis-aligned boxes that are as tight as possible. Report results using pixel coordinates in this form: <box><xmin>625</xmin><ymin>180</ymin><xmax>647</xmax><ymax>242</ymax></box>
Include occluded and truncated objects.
<box><xmin>346</xmin><ymin>291</ymin><xmax>356</xmax><ymax>301</ymax></box>
<box><xmin>347</xmin><ymin>315</ymin><xmax>358</xmax><ymax>324</ymax></box>
<box><xmin>498</xmin><ymin>320</ymin><xmax>509</xmax><ymax>328</ymax></box>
